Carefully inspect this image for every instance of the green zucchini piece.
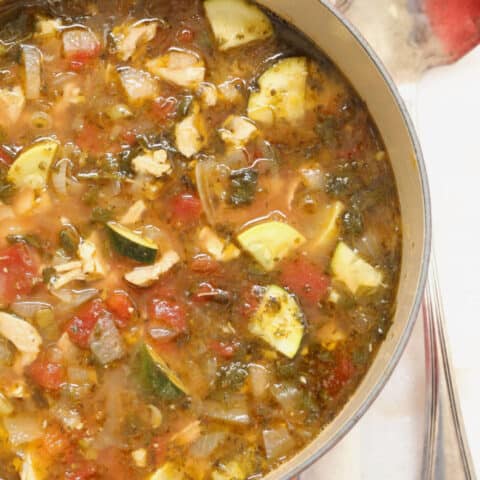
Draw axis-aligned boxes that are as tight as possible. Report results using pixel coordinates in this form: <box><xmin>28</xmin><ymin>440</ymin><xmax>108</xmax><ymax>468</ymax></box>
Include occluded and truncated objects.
<box><xmin>237</xmin><ymin>221</ymin><xmax>305</xmax><ymax>271</ymax></box>
<box><xmin>247</xmin><ymin>57</ymin><xmax>308</xmax><ymax>125</ymax></box>
<box><xmin>330</xmin><ymin>241</ymin><xmax>383</xmax><ymax>294</ymax></box>
<box><xmin>107</xmin><ymin>222</ymin><xmax>158</xmax><ymax>264</ymax></box>
<box><xmin>204</xmin><ymin>0</ymin><xmax>273</xmax><ymax>51</ymax></box>
<box><xmin>135</xmin><ymin>344</ymin><xmax>187</xmax><ymax>400</ymax></box>
<box><xmin>8</xmin><ymin>140</ymin><xmax>59</xmax><ymax>189</ymax></box>
<box><xmin>249</xmin><ymin>285</ymin><xmax>304</xmax><ymax>358</ymax></box>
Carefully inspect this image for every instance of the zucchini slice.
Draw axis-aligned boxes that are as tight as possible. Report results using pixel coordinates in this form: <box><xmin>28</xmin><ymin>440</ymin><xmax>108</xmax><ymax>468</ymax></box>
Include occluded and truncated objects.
<box><xmin>247</xmin><ymin>57</ymin><xmax>307</xmax><ymax>125</ymax></box>
<box><xmin>204</xmin><ymin>0</ymin><xmax>273</xmax><ymax>51</ymax></box>
<box><xmin>249</xmin><ymin>285</ymin><xmax>304</xmax><ymax>358</ymax></box>
<box><xmin>8</xmin><ymin>140</ymin><xmax>58</xmax><ymax>189</ymax></box>
<box><xmin>330</xmin><ymin>241</ymin><xmax>383</xmax><ymax>294</ymax></box>
<box><xmin>237</xmin><ymin>221</ymin><xmax>305</xmax><ymax>271</ymax></box>
<box><xmin>135</xmin><ymin>344</ymin><xmax>188</xmax><ymax>400</ymax></box>
<box><xmin>107</xmin><ymin>222</ymin><xmax>158</xmax><ymax>264</ymax></box>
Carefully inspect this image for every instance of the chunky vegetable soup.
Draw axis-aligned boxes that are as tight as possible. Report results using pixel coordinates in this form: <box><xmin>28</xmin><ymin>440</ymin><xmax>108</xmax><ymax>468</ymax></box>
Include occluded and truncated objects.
<box><xmin>0</xmin><ymin>0</ymin><xmax>402</xmax><ymax>478</ymax></box>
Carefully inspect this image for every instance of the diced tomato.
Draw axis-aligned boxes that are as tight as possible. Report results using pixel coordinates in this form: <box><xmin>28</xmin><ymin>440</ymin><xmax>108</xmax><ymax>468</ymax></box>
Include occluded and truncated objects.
<box><xmin>68</xmin><ymin>45</ymin><xmax>101</xmax><ymax>71</ymax></box>
<box><xmin>43</xmin><ymin>424</ymin><xmax>71</xmax><ymax>457</ymax></box>
<box><xmin>65</xmin><ymin>461</ymin><xmax>97</xmax><ymax>480</ymax></box>
<box><xmin>0</xmin><ymin>244</ymin><xmax>39</xmax><ymax>305</ymax></box>
<box><xmin>151</xmin><ymin>96</ymin><xmax>177</xmax><ymax>122</ymax></box>
<box><xmin>152</xmin><ymin>434</ymin><xmax>170</xmax><ymax>467</ymax></box>
<box><xmin>177</xmin><ymin>28</ymin><xmax>195</xmax><ymax>43</ymax></box>
<box><xmin>209</xmin><ymin>340</ymin><xmax>238</xmax><ymax>359</ymax></box>
<box><xmin>121</xmin><ymin>129</ymin><xmax>137</xmax><ymax>146</ymax></box>
<box><xmin>66</xmin><ymin>298</ymin><xmax>108</xmax><ymax>348</ymax></box>
<box><xmin>0</xmin><ymin>146</ymin><xmax>13</xmax><ymax>166</ymax></box>
<box><xmin>280</xmin><ymin>257</ymin><xmax>330</xmax><ymax>306</ymax></box>
<box><xmin>323</xmin><ymin>353</ymin><xmax>355</xmax><ymax>397</ymax></box>
<box><xmin>28</xmin><ymin>355</ymin><xmax>66</xmax><ymax>391</ymax></box>
<box><xmin>147</xmin><ymin>299</ymin><xmax>188</xmax><ymax>343</ymax></box>
<box><xmin>75</xmin><ymin>123</ymin><xmax>103</xmax><ymax>155</ymax></box>
<box><xmin>97</xmin><ymin>447</ymin><xmax>133</xmax><ymax>480</ymax></box>
<box><xmin>106</xmin><ymin>291</ymin><xmax>135</xmax><ymax>329</ymax></box>
<box><xmin>169</xmin><ymin>192</ymin><xmax>202</xmax><ymax>224</ymax></box>
<box><xmin>189</xmin><ymin>254</ymin><xmax>220</xmax><ymax>274</ymax></box>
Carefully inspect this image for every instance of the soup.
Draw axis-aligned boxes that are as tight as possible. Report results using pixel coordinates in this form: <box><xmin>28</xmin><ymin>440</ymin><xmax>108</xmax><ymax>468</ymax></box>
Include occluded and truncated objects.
<box><xmin>0</xmin><ymin>0</ymin><xmax>401</xmax><ymax>478</ymax></box>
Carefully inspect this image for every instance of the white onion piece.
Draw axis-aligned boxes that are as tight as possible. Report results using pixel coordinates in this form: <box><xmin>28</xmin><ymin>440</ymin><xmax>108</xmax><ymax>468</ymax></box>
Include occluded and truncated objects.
<box><xmin>10</xmin><ymin>301</ymin><xmax>51</xmax><ymax>319</ymax></box>
<box><xmin>300</xmin><ymin>167</ymin><xmax>325</xmax><ymax>190</ymax></box>
<box><xmin>22</xmin><ymin>45</ymin><xmax>42</xmax><ymax>100</ymax></box>
<box><xmin>248</xmin><ymin>364</ymin><xmax>270</xmax><ymax>398</ymax></box>
<box><xmin>3</xmin><ymin>414</ymin><xmax>43</xmax><ymax>446</ymax></box>
<box><xmin>263</xmin><ymin>426</ymin><xmax>295</xmax><ymax>460</ymax></box>
<box><xmin>200</xmin><ymin>395</ymin><xmax>250</xmax><ymax>425</ymax></box>
<box><xmin>51</xmin><ymin>288</ymin><xmax>98</xmax><ymax>307</ymax></box>
<box><xmin>89</xmin><ymin>315</ymin><xmax>125</xmax><ymax>365</ymax></box>
<box><xmin>52</xmin><ymin>159</ymin><xmax>71</xmax><ymax>195</ymax></box>
<box><xmin>270</xmin><ymin>383</ymin><xmax>302</xmax><ymax>412</ymax></box>
<box><xmin>190</xmin><ymin>431</ymin><xmax>227</xmax><ymax>458</ymax></box>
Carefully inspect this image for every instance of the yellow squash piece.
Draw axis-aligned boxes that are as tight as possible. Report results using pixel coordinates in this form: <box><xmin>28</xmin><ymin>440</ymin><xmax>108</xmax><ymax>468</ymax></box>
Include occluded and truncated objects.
<box><xmin>249</xmin><ymin>285</ymin><xmax>304</xmax><ymax>359</ymax></box>
<box><xmin>149</xmin><ymin>462</ymin><xmax>185</xmax><ymax>480</ymax></box>
<box><xmin>237</xmin><ymin>221</ymin><xmax>305</xmax><ymax>271</ymax></box>
<box><xmin>247</xmin><ymin>57</ymin><xmax>308</xmax><ymax>125</ymax></box>
<box><xmin>310</xmin><ymin>201</ymin><xmax>345</xmax><ymax>251</ymax></box>
<box><xmin>8</xmin><ymin>140</ymin><xmax>58</xmax><ymax>189</ymax></box>
<box><xmin>204</xmin><ymin>0</ymin><xmax>273</xmax><ymax>51</ymax></box>
<box><xmin>331</xmin><ymin>241</ymin><xmax>383</xmax><ymax>294</ymax></box>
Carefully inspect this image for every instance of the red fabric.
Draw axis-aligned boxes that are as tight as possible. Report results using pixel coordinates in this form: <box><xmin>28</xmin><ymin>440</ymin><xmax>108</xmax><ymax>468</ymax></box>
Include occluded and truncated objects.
<box><xmin>425</xmin><ymin>0</ymin><xmax>480</xmax><ymax>58</ymax></box>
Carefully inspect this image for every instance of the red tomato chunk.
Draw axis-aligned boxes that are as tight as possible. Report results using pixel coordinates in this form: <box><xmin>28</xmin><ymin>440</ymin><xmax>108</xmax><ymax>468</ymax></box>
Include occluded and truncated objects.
<box><xmin>280</xmin><ymin>258</ymin><xmax>330</xmax><ymax>306</ymax></box>
<box><xmin>66</xmin><ymin>298</ymin><xmax>109</xmax><ymax>348</ymax></box>
<box><xmin>170</xmin><ymin>192</ymin><xmax>202</xmax><ymax>224</ymax></box>
<box><xmin>148</xmin><ymin>299</ymin><xmax>188</xmax><ymax>343</ymax></box>
<box><xmin>28</xmin><ymin>356</ymin><xmax>66</xmax><ymax>391</ymax></box>
<box><xmin>106</xmin><ymin>290</ymin><xmax>135</xmax><ymax>328</ymax></box>
<box><xmin>0</xmin><ymin>244</ymin><xmax>38</xmax><ymax>305</ymax></box>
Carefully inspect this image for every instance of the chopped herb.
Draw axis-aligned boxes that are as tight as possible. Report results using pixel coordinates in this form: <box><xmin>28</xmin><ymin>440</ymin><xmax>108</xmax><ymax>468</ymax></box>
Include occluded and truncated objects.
<box><xmin>0</xmin><ymin>172</ymin><xmax>15</xmax><ymax>202</ymax></box>
<box><xmin>228</xmin><ymin>168</ymin><xmax>258</xmax><ymax>206</ymax></box>
<box><xmin>59</xmin><ymin>227</ymin><xmax>79</xmax><ymax>256</ymax></box>
<box><xmin>217</xmin><ymin>361</ymin><xmax>248</xmax><ymax>391</ymax></box>
<box><xmin>342</xmin><ymin>207</ymin><xmax>363</xmax><ymax>236</ymax></box>
<box><xmin>91</xmin><ymin>207</ymin><xmax>113</xmax><ymax>224</ymax></box>
<box><xmin>6</xmin><ymin>233</ymin><xmax>43</xmax><ymax>249</ymax></box>
<box><xmin>315</xmin><ymin>116</ymin><xmax>339</xmax><ymax>147</ymax></box>
<box><xmin>176</xmin><ymin>95</ymin><xmax>193</xmax><ymax>118</ymax></box>
<box><xmin>42</xmin><ymin>267</ymin><xmax>56</xmax><ymax>284</ymax></box>
<box><xmin>352</xmin><ymin>348</ymin><xmax>369</xmax><ymax>365</ymax></box>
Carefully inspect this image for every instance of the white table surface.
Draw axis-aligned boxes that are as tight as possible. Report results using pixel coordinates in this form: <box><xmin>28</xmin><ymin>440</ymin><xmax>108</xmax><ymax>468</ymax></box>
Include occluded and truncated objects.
<box><xmin>304</xmin><ymin>45</ymin><xmax>480</xmax><ymax>480</ymax></box>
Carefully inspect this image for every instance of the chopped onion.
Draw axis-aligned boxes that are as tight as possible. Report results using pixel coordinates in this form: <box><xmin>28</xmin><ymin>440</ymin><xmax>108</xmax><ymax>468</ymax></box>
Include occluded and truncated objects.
<box><xmin>190</xmin><ymin>431</ymin><xmax>227</xmax><ymax>458</ymax></box>
<box><xmin>89</xmin><ymin>315</ymin><xmax>125</xmax><ymax>365</ymax></box>
<box><xmin>22</xmin><ymin>45</ymin><xmax>42</xmax><ymax>100</ymax></box>
<box><xmin>3</xmin><ymin>414</ymin><xmax>43</xmax><ymax>446</ymax></box>
<box><xmin>200</xmin><ymin>395</ymin><xmax>250</xmax><ymax>425</ymax></box>
<box><xmin>248</xmin><ymin>364</ymin><xmax>270</xmax><ymax>398</ymax></box>
<box><xmin>270</xmin><ymin>383</ymin><xmax>302</xmax><ymax>411</ymax></box>
<box><xmin>195</xmin><ymin>158</ymin><xmax>229</xmax><ymax>226</ymax></box>
<box><xmin>263</xmin><ymin>426</ymin><xmax>295</xmax><ymax>460</ymax></box>
<box><xmin>51</xmin><ymin>288</ymin><xmax>99</xmax><ymax>308</ymax></box>
<box><xmin>10</xmin><ymin>301</ymin><xmax>51</xmax><ymax>319</ymax></box>
<box><xmin>0</xmin><ymin>392</ymin><xmax>13</xmax><ymax>416</ymax></box>
<box><xmin>52</xmin><ymin>158</ymin><xmax>72</xmax><ymax>196</ymax></box>
<box><xmin>300</xmin><ymin>167</ymin><xmax>325</xmax><ymax>190</ymax></box>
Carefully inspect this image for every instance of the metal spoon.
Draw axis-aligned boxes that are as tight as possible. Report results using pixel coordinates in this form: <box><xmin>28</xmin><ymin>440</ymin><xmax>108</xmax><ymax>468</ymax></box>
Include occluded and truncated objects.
<box><xmin>422</xmin><ymin>252</ymin><xmax>476</xmax><ymax>479</ymax></box>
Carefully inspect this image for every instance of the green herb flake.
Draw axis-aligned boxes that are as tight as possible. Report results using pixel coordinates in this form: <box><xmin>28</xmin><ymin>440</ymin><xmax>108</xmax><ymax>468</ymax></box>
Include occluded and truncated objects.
<box><xmin>91</xmin><ymin>207</ymin><xmax>113</xmax><ymax>224</ymax></box>
<box><xmin>228</xmin><ymin>168</ymin><xmax>258</xmax><ymax>207</ymax></box>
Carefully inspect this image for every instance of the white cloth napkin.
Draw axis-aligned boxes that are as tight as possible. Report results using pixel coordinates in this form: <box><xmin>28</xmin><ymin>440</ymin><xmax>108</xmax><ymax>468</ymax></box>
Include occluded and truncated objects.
<box><xmin>304</xmin><ymin>44</ymin><xmax>480</xmax><ymax>480</ymax></box>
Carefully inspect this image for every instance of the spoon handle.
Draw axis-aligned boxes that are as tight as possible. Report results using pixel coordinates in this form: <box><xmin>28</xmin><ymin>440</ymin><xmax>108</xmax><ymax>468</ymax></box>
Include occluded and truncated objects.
<box><xmin>422</xmin><ymin>253</ymin><xmax>476</xmax><ymax>480</ymax></box>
